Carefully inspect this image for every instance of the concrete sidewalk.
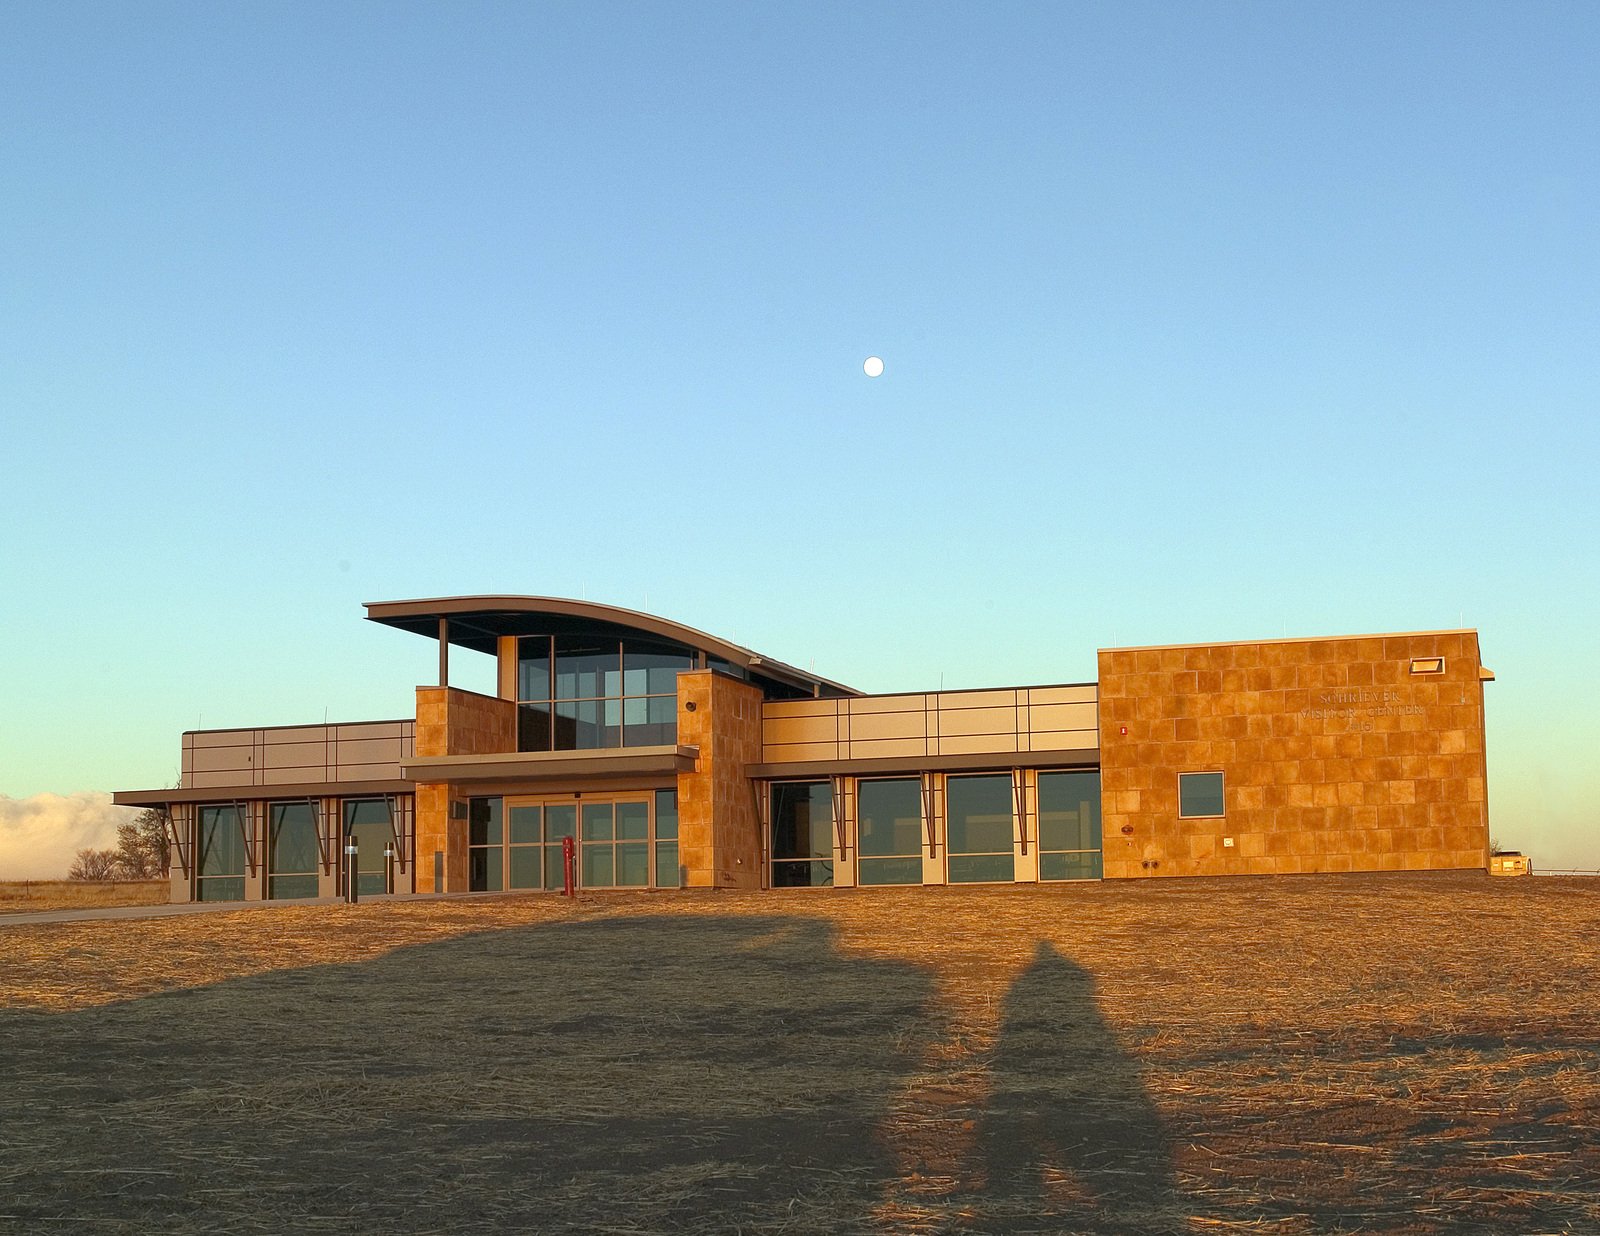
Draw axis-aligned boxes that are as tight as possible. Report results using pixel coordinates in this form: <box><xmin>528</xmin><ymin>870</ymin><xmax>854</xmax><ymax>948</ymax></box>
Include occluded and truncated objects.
<box><xmin>0</xmin><ymin>891</ymin><xmax>479</xmax><ymax>928</ymax></box>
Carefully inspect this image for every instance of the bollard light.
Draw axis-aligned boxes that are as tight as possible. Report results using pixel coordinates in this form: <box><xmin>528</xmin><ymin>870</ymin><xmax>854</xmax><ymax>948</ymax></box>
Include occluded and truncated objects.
<box><xmin>344</xmin><ymin>842</ymin><xmax>359</xmax><ymax>905</ymax></box>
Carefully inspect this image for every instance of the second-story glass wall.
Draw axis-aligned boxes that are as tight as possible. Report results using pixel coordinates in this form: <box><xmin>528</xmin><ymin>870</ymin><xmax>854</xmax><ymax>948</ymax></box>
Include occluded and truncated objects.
<box><xmin>516</xmin><ymin>635</ymin><xmax>695</xmax><ymax>751</ymax></box>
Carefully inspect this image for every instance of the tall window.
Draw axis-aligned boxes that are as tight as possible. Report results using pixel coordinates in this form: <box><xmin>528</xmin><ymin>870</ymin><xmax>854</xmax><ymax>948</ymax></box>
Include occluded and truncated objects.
<box><xmin>856</xmin><ymin>778</ymin><xmax>923</xmax><ymax>886</ymax></box>
<box><xmin>474</xmin><ymin>793</ymin><xmax>678</xmax><ymax>891</ymax></box>
<box><xmin>344</xmin><ymin>799</ymin><xmax>393</xmax><ymax>896</ymax></box>
<box><xmin>196</xmin><ymin>805</ymin><xmax>246</xmax><ymax>902</ymax></box>
<box><xmin>469</xmin><ymin>797</ymin><xmax>503</xmax><ymax>891</ymax></box>
<box><xmin>946</xmin><ymin>775</ymin><xmax>1015</xmax><ymax>883</ymax></box>
<box><xmin>771</xmin><ymin>781</ymin><xmax>834</xmax><ymax>887</ymax></box>
<box><xmin>268</xmin><ymin>802</ymin><xmax>319</xmax><ymax>899</ymax></box>
<box><xmin>1038</xmin><ymin>771</ymin><xmax>1102</xmax><ymax>880</ymax></box>
<box><xmin>654</xmin><ymin>789</ymin><xmax>680</xmax><ymax>888</ymax></box>
<box><xmin>516</xmin><ymin>635</ymin><xmax>693</xmax><ymax>752</ymax></box>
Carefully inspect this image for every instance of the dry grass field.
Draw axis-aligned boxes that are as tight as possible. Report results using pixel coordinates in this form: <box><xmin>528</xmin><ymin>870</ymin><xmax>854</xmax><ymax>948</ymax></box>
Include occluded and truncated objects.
<box><xmin>0</xmin><ymin>879</ymin><xmax>168</xmax><ymax>915</ymax></box>
<box><xmin>1</xmin><ymin>873</ymin><xmax>1597</xmax><ymax>1234</ymax></box>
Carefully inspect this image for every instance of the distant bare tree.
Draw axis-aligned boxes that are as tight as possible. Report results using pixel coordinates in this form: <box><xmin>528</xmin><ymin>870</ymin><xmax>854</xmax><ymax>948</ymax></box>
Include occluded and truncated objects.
<box><xmin>68</xmin><ymin>847</ymin><xmax>121</xmax><ymax>881</ymax></box>
<box><xmin>115</xmin><ymin>807</ymin><xmax>170</xmax><ymax>878</ymax></box>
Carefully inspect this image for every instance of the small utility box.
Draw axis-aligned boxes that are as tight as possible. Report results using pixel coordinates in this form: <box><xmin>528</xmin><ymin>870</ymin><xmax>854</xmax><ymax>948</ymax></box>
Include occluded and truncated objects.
<box><xmin>1489</xmin><ymin>852</ymin><xmax>1531</xmax><ymax>877</ymax></box>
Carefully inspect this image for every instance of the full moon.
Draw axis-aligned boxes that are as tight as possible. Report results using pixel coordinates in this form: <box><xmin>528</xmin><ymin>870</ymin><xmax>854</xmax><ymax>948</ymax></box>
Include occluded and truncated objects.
<box><xmin>863</xmin><ymin>356</ymin><xmax>884</xmax><ymax>378</ymax></box>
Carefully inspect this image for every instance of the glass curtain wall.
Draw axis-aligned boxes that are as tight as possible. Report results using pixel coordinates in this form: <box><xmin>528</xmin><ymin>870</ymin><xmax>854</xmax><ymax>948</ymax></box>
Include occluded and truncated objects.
<box><xmin>344</xmin><ymin>799</ymin><xmax>393</xmax><ymax>896</ymax></box>
<box><xmin>654</xmin><ymin>790</ymin><xmax>680</xmax><ymax>888</ymax></box>
<box><xmin>196</xmin><ymin>804</ymin><xmax>246</xmax><ymax>901</ymax></box>
<box><xmin>856</xmin><ymin>778</ymin><xmax>923</xmax><ymax>885</ymax></box>
<box><xmin>469</xmin><ymin>797</ymin><xmax>503</xmax><ymax>891</ymax></box>
<box><xmin>946</xmin><ymin>775</ymin><xmax>1016</xmax><ymax>883</ymax></box>
<box><xmin>1038</xmin><ymin>771</ymin><xmax>1103</xmax><ymax>880</ymax></box>
<box><xmin>770</xmin><ymin>781</ymin><xmax>834</xmax><ymax>887</ymax></box>
<box><xmin>469</xmin><ymin>793</ymin><xmax>679</xmax><ymax>891</ymax></box>
<box><xmin>516</xmin><ymin>636</ymin><xmax>693</xmax><ymax>752</ymax></box>
<box><xmin>268</xmin><ymin>802</ymin><xmax>319</xmax><ymax>899</ymax></box>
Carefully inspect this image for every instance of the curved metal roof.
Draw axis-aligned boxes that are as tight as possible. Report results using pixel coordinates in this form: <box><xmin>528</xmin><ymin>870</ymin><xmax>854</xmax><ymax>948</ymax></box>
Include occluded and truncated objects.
<box><xmin>363</xmin><ymin>595</ymin><xmax>857</xmax><ymax>698</ymax></box>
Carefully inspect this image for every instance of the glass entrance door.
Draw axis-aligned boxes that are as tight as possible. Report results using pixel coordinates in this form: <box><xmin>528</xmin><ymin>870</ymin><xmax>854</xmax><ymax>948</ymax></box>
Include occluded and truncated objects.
<box><xmin>497</xmin><ymin>792</ymin><xmax>675</xmax><ymax>891</ymax></box>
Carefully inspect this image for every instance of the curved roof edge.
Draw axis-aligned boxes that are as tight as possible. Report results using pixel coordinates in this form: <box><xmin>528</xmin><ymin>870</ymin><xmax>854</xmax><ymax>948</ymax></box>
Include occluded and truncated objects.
<box><xmin>363</xmin><ymin>595</ymin><xmax>859</xmax><ymax>698</ymax></box>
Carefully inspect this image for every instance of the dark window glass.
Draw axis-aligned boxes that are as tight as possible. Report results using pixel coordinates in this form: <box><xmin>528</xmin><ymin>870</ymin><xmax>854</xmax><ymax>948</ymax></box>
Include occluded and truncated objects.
<box><xmin>654</xmin><ymin>790</ymin><xmax>678</xmax><ymax>840</ymax></box>
<box><xmin>706</xmin><ymin>657</ymin><xmax>747</xmax><ymax>680</ymax></box>
<box><xmin>1040</xmin><ymin>851</ymin><xmax>1104</xmax><ymax>881</ymax></box>
<box><xmin>544</xmin><ymin>845</ymin><xmax>569</xmax><ymax>890</ymax></box>
<box><xmin>196</xmin><ymin>876</ymin><xmax>245</xmax><ymax>902</ymax></box>
<box><xmin>555</xmin><ymin>699</ymin><xmax>606</xmax><ymax>749</ymax></box>
<box><xmin>469</xmin><ymin>797</ymin><xmax>503</xmax><ymax>846</ymax></box>
<box><xmin>616</xmin><ymin>843</ymin><xmax>649</xmax><ymax>886</ymax></box>
<box><xmin>617</xmin><ymin>801</ymin><xmax>648</xmax><ymax>841</ymax></box>
<box><xmin>469</xmin><ymin>846</ymin><xmax>503</xmax><ymax>892</ymax></box>
<box><xmin>1038</xmin><ymin>772</ymin><xmax>1102</xmax><ymax>855</ymax></box>
<box><xmin>554</xmin><ymin>637</ymin><xmax>619</xmax><ymax>700</ymax></box>
<box><xmin>518</xmin><ymin>704</ymin><xmax>552</xmax><ymax>752</ymax></box>
<box><xmin>344</xmin><ymin>799</ymin><xmax>393</xmax><ymax>895</ymax></box>
<box><xmin>268</xmin><ymin>802</ymin><xmax>318</xmax><ymax>897</ymax></box>
<box><xmin>946</xmin><ymin>775</ymin><xmax>1015</xmax><ymax>857</ymax></box>
<box><xmin>517</xmin><ymin>636</ymin><xmax>551</xmax><ymax>701</ymax></box>
<box><xmin>948</xmin><ymin>853</ymin><xmax>1016</xmax><ymax>883</ymax></box>
<box><xmin>773</xmin><ymin>859</ymin><xmax>834</xmax><ymax>888</ymax></box>
<box><xmin>772</xmin><ymin>782</ymin><xmax>833</xmax><ymax>861</ymax></box>
<box><xmin>1179</xmin><ymin>771</ymin><xmax>1225</xmax><ymax>818</ymax></box>
<box><xmin>857</xmin><ymin>779</ymin><xmax>922</xmax><ymax>860</ymax></box>
<box><xmin>583</xmin><ymin>844</ymin><xmax>614</xmax><ymax>887</ymax></box>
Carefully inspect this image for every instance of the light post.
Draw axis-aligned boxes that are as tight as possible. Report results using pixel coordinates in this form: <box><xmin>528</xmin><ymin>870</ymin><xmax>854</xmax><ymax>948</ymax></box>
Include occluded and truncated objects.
<box><xmin>383</xmin><ymin>843</ymin><xmax>395</xmax><ymax>895</ymax></box>
<box><xmin>344</xmin><ymin>840</ymin><xmax>359</xmax><ymax>904</ymax></box>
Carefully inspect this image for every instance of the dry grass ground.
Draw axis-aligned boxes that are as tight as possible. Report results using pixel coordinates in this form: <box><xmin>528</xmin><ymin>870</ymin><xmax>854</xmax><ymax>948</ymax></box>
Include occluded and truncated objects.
<box><xmin>0</xmin><ymin>879</ymin><xmax>168</xmax><ymax>915</ymax></box>
<box><xmin>1</xmin><ymin>872</ymin><xmax>1596</xmax><ymax>1234</ymax></box>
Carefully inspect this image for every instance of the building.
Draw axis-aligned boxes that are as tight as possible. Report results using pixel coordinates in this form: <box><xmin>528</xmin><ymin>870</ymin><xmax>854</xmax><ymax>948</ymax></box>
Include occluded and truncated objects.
<box><xmin>113</xmin><ymin>596</ymin><xmax>1495</xmax><ymax>901</ymax></box>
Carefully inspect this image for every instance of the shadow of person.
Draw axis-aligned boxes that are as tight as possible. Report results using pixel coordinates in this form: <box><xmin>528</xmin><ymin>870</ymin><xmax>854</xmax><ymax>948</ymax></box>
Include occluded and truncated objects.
<box><xmin>974</xmin><ymin>940</ymin><xmax>1181</xmax><ymax>1233</ymax></box>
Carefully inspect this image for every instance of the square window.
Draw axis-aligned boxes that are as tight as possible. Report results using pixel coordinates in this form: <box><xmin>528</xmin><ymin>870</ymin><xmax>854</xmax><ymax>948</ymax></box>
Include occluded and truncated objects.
<box><xmin>1178</xmin><ymin>771</ymin><xmax>1225</xmax><ymax>818</ymax></box>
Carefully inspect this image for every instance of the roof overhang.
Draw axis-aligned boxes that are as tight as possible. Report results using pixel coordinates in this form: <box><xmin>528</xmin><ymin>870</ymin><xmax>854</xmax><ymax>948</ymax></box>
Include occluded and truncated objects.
<box><xmin>364</xmin><ymin>595</ymin><xmax>857</xmax><ymax>698</ymax></box>
<box><xmin>746</xmin><ymin>748</ymin><xmax>1100</xmax><ymax>780</ymax></box>
<box><xmin>113</xmin><ymin>779</ymin><xmax>414</xmax><ymax>807</ymax></box>
<box><xmin>400</xmin><ymin>745</ymin><xmax>699</xmax><ymax>784</ymax></box>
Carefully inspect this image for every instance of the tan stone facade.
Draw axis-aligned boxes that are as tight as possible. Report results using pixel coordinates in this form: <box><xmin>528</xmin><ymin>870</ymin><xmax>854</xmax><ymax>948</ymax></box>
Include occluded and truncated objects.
<box><xmin>676</xmin><ymin>670</ymin><xmax>765</xmax><ymax>889</ymax></box>
<box><xmin>413</xmin><ymin>686</ymin><xmax>517</xmax><ymax>892</ymax></box>
<box><xmin>1097</xmin><ymin>631</ymin><xmax>1490</xmax><ymax>879</ymax></box>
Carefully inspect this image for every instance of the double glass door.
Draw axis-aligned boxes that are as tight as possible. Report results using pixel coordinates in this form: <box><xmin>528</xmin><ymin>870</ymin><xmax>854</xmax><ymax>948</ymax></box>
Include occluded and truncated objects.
<box><xmin>471</xmin><ymin>791</ymin><xmax>679</xmax><ymax>892</ymax></box>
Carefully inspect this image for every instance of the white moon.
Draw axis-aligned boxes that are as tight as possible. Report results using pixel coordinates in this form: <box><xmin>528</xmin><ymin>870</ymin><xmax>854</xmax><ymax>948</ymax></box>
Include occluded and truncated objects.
<box><xmin>863</xmin><ymin>356</ymin><xmax>884</xmax><ymax>378</ymax></box>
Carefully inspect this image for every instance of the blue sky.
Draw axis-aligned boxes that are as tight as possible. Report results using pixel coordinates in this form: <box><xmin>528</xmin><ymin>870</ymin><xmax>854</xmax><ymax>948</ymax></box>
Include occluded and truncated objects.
<box><xmin>2</xmin><ymin>2</ymin><xmax>1596</xmax><ymax>869</ymax></box>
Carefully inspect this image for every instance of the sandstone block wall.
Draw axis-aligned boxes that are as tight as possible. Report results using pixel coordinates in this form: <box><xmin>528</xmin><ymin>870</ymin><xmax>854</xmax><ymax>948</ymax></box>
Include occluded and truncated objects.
<box><xmin>1098</xmin><ymin>632</ymin><xmax>1490</xmax><ymax>879</ymax></box>
<box><xmin>413</xmin><ymin>686</ymin><xmax>517</xmax><ymax>892</ymax></box>
<box><xmin>677</xmin><ymin>670</ymin><xmax>765</xmax><ymax>889</ymax></box>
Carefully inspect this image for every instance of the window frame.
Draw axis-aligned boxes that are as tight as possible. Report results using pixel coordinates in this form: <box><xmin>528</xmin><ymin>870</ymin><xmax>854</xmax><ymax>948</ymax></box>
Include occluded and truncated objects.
<box><xmin>1177</xmin><ymin>770</ymin><xmax>1226</xmax><ymax>820</ymax></box>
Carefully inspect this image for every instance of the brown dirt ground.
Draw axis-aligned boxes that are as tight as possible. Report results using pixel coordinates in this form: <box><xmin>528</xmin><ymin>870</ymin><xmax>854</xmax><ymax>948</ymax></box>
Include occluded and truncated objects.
<box><xmin>0</xmin><ymin>872</ymin><xmax>1596</xmax><ymax>1233</ymax></box>
<box><xmin>0</xmin><ymin>880</ymin><xmax>168</xmax><ymax>915</ymax></box>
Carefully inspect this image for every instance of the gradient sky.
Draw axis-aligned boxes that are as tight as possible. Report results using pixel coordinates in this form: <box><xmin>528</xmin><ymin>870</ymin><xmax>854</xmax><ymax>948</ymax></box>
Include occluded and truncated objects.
<box><xmin>3</xmin><ymin>3</ymin><xmax>1596</xmax><ymax>868</ymax></box>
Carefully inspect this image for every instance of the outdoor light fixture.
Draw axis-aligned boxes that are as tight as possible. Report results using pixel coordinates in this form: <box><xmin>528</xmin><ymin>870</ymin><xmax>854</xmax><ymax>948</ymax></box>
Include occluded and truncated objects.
<box><xmin>1410</xmin><ymin>657</ymin><xmax>1445</xmax><ymax>675</ymax></box>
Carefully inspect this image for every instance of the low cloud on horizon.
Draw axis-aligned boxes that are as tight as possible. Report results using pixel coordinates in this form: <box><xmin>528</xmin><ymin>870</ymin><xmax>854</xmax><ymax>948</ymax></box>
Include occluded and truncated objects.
<box><xmin>0</xmin><ymin>792</ymin><xmax>137</xmax><ymax>880</ymax></box>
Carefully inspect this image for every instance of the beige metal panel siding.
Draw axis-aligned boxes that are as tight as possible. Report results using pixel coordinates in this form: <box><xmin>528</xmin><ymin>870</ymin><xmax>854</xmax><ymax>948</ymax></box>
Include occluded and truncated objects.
<box><xmin>334</xmin><ymin>722</ymin><xmax>410</xmax><ymax>740</ymax></box>
<box><xmin>938</xmin><ymin>689</ymin><xmax>1025</xmax><ymax>710</ymax></box>
<box><xmin>762</xmin><ymin>715</ymin><xmax>841</xmax><ymax>745</ymax></box>
<box><xmin>847</xmin><ymin>709</ymin><xmax>929</xmax><ymax>742</ymax></box>
<box><xmin>333</xmin><ymin>738</ymin><xmax>404</xmax><ymax>765</ymax></box>
<box><xmin>262</xmin><ymin>742</ymin><xmax>327</xmax><ymax>770</ymax></box>
<box><xmin>1031</xmin><ymin>730</ymin><xmax>1097</xmax><ymax>752</ymax></box>
<box><xmin>1025</xmin><ymin>702</ymin><xmax>1098</xmax><ymax>733</ymax></box>
<box><xmin>187</xmin><ymin>746</ymin><xmax>254</xmax><ymax>774</ymax></box>
<box><xmin>762</xmin><ymin>740</ymin><xmax>849</xmax><ymax>763</ymax></box>
<box><xmin>1025</xmin><ymin>685</ymin><xmax>1097</xmax><ymax>705</ymax></box>
<box><xmin>846</xmin><ymin>737</ymin><xmax>930</xmax><ymax>759</ymax></box>
<box><xmin>844</xmin><ymin>693</ymin><xmax>931</xmax><ymax>715</ymax></box>
<box><xmin>936</xmin><ymin>706</ymin><xmax>1018</xmax><ymax>738</ymax></box>
<box><xmin>761</xmin><ymin>699</ymin><xmax>841</xmax><ymax>720</ymax></box>
<box><xmin>935</xmin><ymin>733</ymin><xmax>1026</xmax><ymax>756</ymax></box>
<box><xmin>333</xmin><ymin>762</ymin><xmax>407</xmax><ymax>782</ymax></box>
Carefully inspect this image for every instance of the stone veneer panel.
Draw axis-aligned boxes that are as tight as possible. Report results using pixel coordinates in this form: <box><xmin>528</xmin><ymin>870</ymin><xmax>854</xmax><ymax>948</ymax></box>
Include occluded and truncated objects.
<box><xmin>1098</xmin><ymin>632</ymin><xmax>1490</xmax><ymax>880</ymax></box>
<box><xmin>413</xmin><ymin>686</ymin><xmax>517</xmax><ymax>892</ymax></box>
<box><xmin>676</xmin><ymin>670</ymin><xmax>765</xmax><ymax>889</ymax></box>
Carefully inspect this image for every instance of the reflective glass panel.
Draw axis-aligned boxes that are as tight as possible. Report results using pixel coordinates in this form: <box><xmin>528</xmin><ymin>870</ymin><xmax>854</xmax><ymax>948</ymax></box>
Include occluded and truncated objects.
<box><xmin>654</xmin><ymin>841</ymin><xmax>680</xmax><ymax>887</ymax></box>
<box><xmin>623</xmin><ymin>643</ymin><xmax>693</xmax><ymax>694</ymax></box>
<box><xmin>269</xmin><ymin>803</ymin><xmax>318</xmax><ymax>877</ymax></box>
<box><xmin>508</xmin><ymin>846</ymin><xmax>541</xmax><ymax>889</ymax></box>
<box><xmin>198</xmin><ymin>806</ymin><xmax>246</xmax><ymax>877</ymax></box>
<box><xmin>269</xmin><ymin>874</ymin><xmax>318</xmax><ymax>900</ymax></box>
<box><xmin>616</xmin><ymin>801</ymin><xmax>648</xmax><ymax>840</ymax></box>
<box><xmin>1038</xmin><ymin>772</ymin><xmax>1102</xmax><ymax>853</ymax></box>
<box><xmin>1040</xmin><ymin>851</ymin><xmax>1104</xmax><ymax>881</ymax></box>
<box><xmin>583</xmin><ymin>844</ymin><xmax>614</xmax><ymax>887</ymax></box>
<box><xmin>469</xmin><ymin>847</ymin><xmax>503</xmax><ymax>892</ymax></box>
<box><xmin>545</xmin><ymin>805</ymin><xmax>577</xmax><ymax>841</ymax></box>
<box><xmin>582</xmin><ymin>803</ymin><xmax>614</xmax><ymax>841</ymax></box>
<box><xmin>544</xmin><ymin>845</ymin><xmax>569</xmax><ymax>890</ymax></box>
<box><xmin>857</xmin><ymin>856</ymin><xmax>922</xmax><ymax>886</ymax></box>
<box><xmin>509</xmin><ymin>805</ymin><xmax>541</xmax><ymax>845</ymax></box>
<box><xmin>856</xmin><ymin>779</ymin><xmax>922</xmax><ymax>859</ymax></box>
<box><xmin>616</xmin><ymin>843</ymin><xmax>648</xmax><ymax>886</ymax></box>
<box><xmin>1179</xmin><ymin>771</ymin><xmax>1225</xmax><ymax>818</ymax></box>
<box><xmin>344</xmin><ymin>799</ymin><xmax>390</xmax><ymax>827</ymax></box>
<box><xmin>554</xmin><ymin>638</ymin><xmax>619</xmax><ymax>700</ymax></box>
<box><xmin>555</xmin><ymin>700</ymin><xmax>605</xmax><ymax>749</ymax></box>
<box><xmin>654</xmin><ymin>791</ymin><xmax>678</xmax><ymax>840</ymax></box>
<box><xmin>771</xmin><ymin>782</ymin><xmax>833</xmax><ymax>861</ymax></box>
<box><xmin>196</xmin><ymin>876</ymin><xmax>245</xmax><ymax>902</ymax></box>
<box><xmin>946</xmin><ymin>776</ymin><xmax>1014</xmax><ymax>855</ymax></box>
<box><xmin>949</xmin><ymin>853</ymin><xmax>1015</xmax><ymax>883</ymax></box>
<box><xmin>517</xmin><ymin>637</ymin><xmax>551</xmax><ymax>701</ymax></box>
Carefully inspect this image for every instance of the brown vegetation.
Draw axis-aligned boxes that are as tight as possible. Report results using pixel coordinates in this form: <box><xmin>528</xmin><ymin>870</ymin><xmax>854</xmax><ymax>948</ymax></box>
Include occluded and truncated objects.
<box><xmin>0</xmin><ymin>879</ymin><xmax>168</xmax><ymax>915</ymax></box>
<box><xmin>1</xmin><ymin>873</ymin><xmax>1597</xmax><ymax>1233</ymax></box>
